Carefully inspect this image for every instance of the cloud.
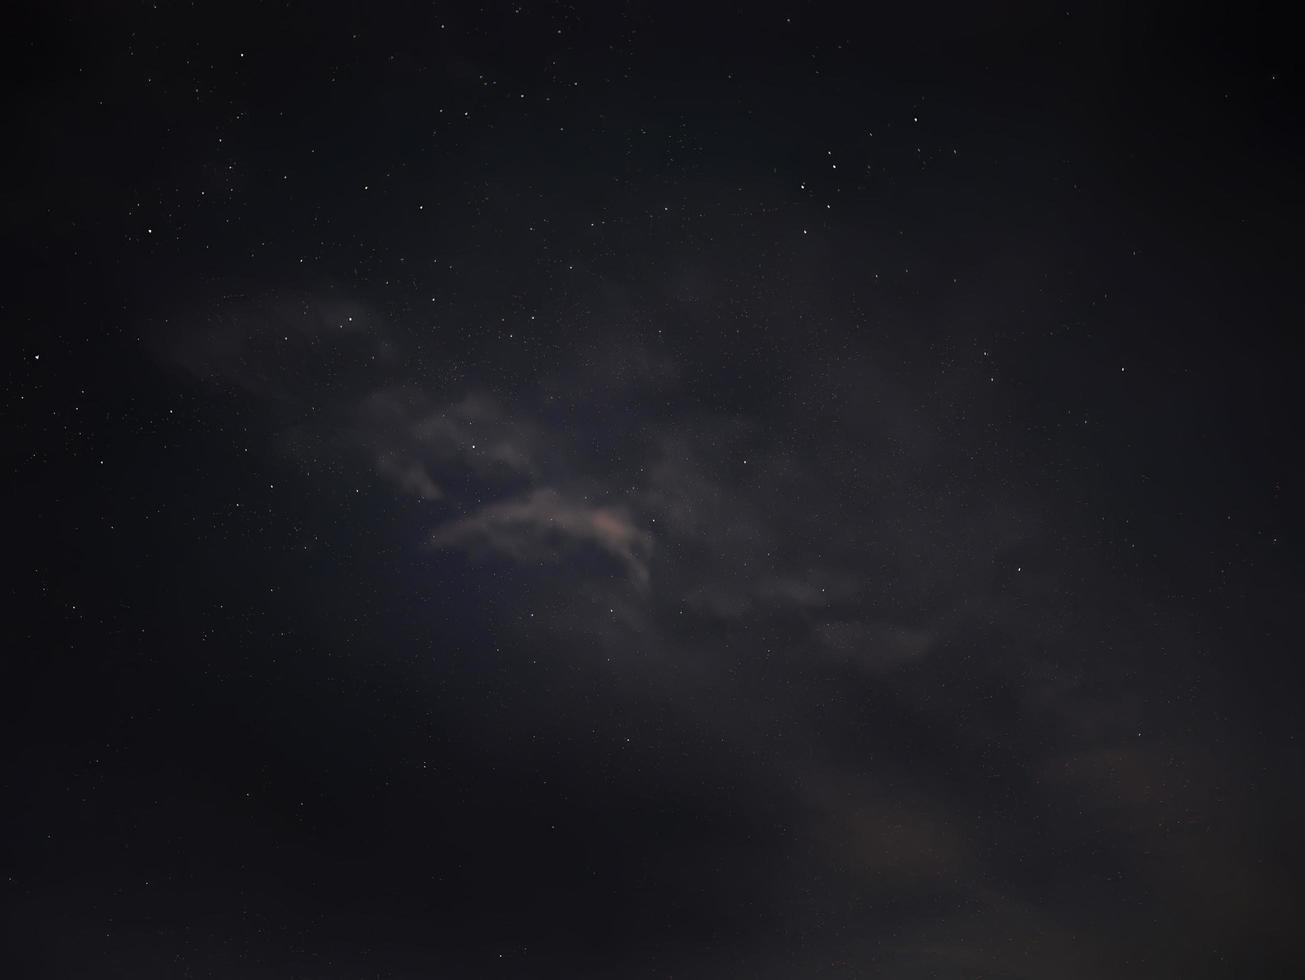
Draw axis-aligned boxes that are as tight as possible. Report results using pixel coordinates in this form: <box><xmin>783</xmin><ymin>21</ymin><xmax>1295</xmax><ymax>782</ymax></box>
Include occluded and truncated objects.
<box><xmin>350</xmin><ymin>387</ymin><xmax>540</xmax><ymax>500</ymax></box>
<box><xmin>146</xmin><ymin>270</ymin><xmax>1300</xmax><ymax>975</ymax></box>
<box><xmin>429</xmin><ymin>488</ymin><xmax>654</xmax><ymax>587</ymax></box>
<box><xmin>680</xmin><ymin>570</ymin><xmax>861</xmax><ymax>620</ymax></box>
<box><xmin>374</xmin><ymin>453</ymin><xmax>443</xmax><ymax>501</ymax></box>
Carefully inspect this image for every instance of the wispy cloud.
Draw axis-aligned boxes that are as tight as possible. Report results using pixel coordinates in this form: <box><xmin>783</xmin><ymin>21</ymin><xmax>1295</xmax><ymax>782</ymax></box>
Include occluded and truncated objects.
<box><xmin>429</xmin><ymin>488</ymin><xmax>654</xmax><ymax>587</ymax></box>
<box><xmin>152</xmin><ymin>279</ymin><xmax>1291</xmax><ymax>976</ymax></box>
<box><xmin>351</xmin><ymin>387</ymin><xmax>539</xmax><ymax>500</ymax></box>
<box><xmin>375</xmin><ymin>453</ymin><xmax>443</xmax><ymax>501</ymax></box>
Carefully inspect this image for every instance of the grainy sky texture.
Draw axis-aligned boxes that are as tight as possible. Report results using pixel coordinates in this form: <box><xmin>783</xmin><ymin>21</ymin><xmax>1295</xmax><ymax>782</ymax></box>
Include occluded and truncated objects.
<box><xmin>9</xmin><ymin>3</ymin><xmax>1303</xmax><ymax>977</ymax></box>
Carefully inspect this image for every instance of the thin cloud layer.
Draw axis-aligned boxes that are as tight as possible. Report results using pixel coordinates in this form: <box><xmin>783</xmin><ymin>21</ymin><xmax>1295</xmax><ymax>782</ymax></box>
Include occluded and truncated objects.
<box><xmin>352</xmin><ymin>387</ymin><xmax>541</xmax><ymax>500</ymax></box>
<box><xmin>151</xmin><ymin>276</ymin><xmax>1297</xmax><ymax>978</ymax></box>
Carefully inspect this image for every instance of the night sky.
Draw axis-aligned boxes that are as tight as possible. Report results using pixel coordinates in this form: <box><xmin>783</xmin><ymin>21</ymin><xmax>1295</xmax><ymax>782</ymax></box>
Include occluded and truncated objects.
<box><xmin>8</xmin><ymin>3</ymin><xmax>1304</xmax><ymax>977</ymax></box>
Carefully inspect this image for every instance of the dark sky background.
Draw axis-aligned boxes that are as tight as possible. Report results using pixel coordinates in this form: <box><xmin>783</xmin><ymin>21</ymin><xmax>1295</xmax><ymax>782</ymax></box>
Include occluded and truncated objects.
<box><xmin>8</xmin><ymin>2</ymin><xmax>1304</xmax><ymax>977</ymax></box>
